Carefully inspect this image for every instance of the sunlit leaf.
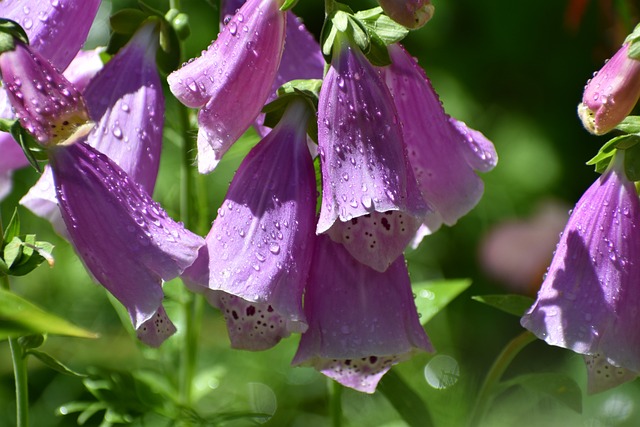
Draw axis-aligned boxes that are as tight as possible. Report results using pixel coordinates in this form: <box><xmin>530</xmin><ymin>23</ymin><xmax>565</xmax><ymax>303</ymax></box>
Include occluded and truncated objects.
<box><xmin>472</xmin><ymin>294</ymin><xmax>535</xmax><ymax>317</ymax></box>
<box><xmin>412</xmin><ymin>279</ymin><xmax>472</xmax><ymax>325</ymax></box>
<box><xmin>0</xmin><ymin>288</ymin><xmax>97</xmax><ymax>340</ymax></box>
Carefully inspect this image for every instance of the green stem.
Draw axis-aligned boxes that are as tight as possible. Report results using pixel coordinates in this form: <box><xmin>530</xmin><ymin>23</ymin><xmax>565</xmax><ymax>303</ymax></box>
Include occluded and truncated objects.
<box><xmin>2</xmin><ymin>275</ymin><xmax>29</xmax><ymax>427</ymax></box>
<box><xmin>329</xmin><ymin>380</ymin><xmax>343</xmax><ymax>427</ymax></box>
<box><xmin>468</xmin><ymin>331</ymin><xmax>536</xmax><ymax>427</ymax></box>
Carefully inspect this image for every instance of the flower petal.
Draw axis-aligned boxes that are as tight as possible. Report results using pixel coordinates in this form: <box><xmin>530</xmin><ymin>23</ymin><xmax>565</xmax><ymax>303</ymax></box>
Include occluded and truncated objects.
<box><xmin>0</xmin><ymin>0</ymin><xmax>101</xmax><ymax>71</ymax></box>
<box><xmin>317</xmin><ymin>42</ymin><xmax>428</xmax><ymax>234</ymax></box>
<box><xmin>183</xmin><ymin>100</ymin><xmax>316</xmax><ymax>350</ymax></box>
<box><xmin>292</xmin><ymin>234</ymin><xmax>433</xmax><ymax>393</ymax></box>
<box><xmin>521</xmin><ymin>153</ymin><xmax>640</xmax><ymax>372</ymax></box>
<box><xmin>49</xmin><ymin>142</ymin><xmax>204</xmax><ymax>346</ymax></box>
<box><xmin>168</xmin><ymin>0</ymin><xmax>286</xmax><ymax>173</ymax></box>
<box><xmin>383</xmin><ymin>44</ymin><xmax>496</xmax><ymax>228</ymax></box>
<box><xmin>584</xmin><ymin>353</ymin><xmax>638</xmax><ymax>395</ymax></box>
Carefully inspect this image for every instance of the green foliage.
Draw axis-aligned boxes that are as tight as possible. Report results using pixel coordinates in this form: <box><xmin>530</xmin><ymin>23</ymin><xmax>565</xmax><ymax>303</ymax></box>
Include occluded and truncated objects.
<box><xmin>378</xmin><ymin>370</ymin><xmax>434</xmax><ymax>427</ymax></box>
<box><xmin>0</xmin><ymin>288</ymin><xmax>97</xmax><ymax>340</ymax></box>
<box><xmin>472</xmin><ymin>294</ymin><xmax>535</xmax><ymax>317</ymax></box>
<box><xmin>0</xmin><ymin>18</ymin><xmax>29</xmax><ymax>52</ymax></box>
<box><xmin>499</xmin><ymin>373</ymin><xmax>582</xmax><ymax>413</ymax></box>
<box><xmin>412</xmin><ymin>279</ymin><xmax>472</xmax><ymax>325</ymax></box>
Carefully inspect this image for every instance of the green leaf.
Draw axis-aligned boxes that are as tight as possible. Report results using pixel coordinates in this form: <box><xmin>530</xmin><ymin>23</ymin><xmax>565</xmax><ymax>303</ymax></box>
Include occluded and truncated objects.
<box><xmin>586</xmin><ymin>134</ymin><xmax>640</xmax><ymax>173</ymax></box>
<box><xmin>0</xmin><ymin>288</ymin><xmax>97</xmax><ymax>340</ymax></box>
<box><xmin>17</xmin><ymin>334</ymin><xmax>45</xmax><ymax>349</ymax></box>
<box><xmin>624</xmin><ymin>142</ymin><xmax>640</xmax><ymax>180</ymax></box>
<box><xmin>11</xmin><ymin>120</ymin><xmax>46</xmax><ymax>173</ymax></box>
<box><xmin>332</xmin><ymin>10</ymin><xmax>350</xmax><ymax>32</ymax></box>
<box><xmin>280</xmin><ymin>0</ymin><xmax>298</xmax><ymax>11</ymax></box>
<box><xmin>472</xmin><ymin>294</ymin><xmax>534</xmax><ymax>317</ymax></box>
<box><xmin>27</xmin><ymin>349</ymin><xmax>87</xmax><ymax>377</ymax></box>
<box><xmin>363</xmin><ymin>30</ymin><xmax>391</xmax><ymax>66</ymax></box>
<box><xmin>0</xmin><ymin>18</ymin><xmax>29</xmax><ymax>51</ymax></box>
<box><xmin>501</xmin><ymin>373</ymin><xmax>582</xmax><ymax>413</ymax></box>
<box><xmin>615</xmin><ymin>115</ymin><xmax>640</xmax><ymax>134</ymax></box>
<box><xmin>378</xmin><ymin>370</ymin><xmax>434</xmax><ymax>427</ymax></box>
<box><xmin>3</xmin><ymin>208</ymin><xmax>20</xmax><ymax>243</ymax></box>
<box><xmin>6</xmin><ymin>238</ymin><xmax>54</xmax><ymax>276</ymax></box>
<box><xmin>0</xmin><ymin>117</ymin><xmax>15</xmax><ymax>132</ymax></box>
<box><xmin>412</xmin><ymin>279</ymin><xmax>472</xmax><ymax>325</ymax></box>
<box><xmin>355</xmin><ymin>8</ymin><xmax>409</xmax><ymax>45</ymax></box>
<box><xmin>109</xmin><ymin>9</ymin><xmax>147</xmax><ymax>35</ymax></box>
<box><xmin>4</xmin><ymin>236</ymin><xmax>22</xmax><ymax>268</ymax></box>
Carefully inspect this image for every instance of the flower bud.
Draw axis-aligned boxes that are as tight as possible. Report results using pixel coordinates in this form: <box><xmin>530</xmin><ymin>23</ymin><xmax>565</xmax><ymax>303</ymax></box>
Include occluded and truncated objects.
<box><xmin>579</xmin><ymin>43</ymin><xmax>640</xmax><ymax>135</ymax></box>
<box><xmin>378</xmin><ymin>0</ymin><xmax>435</xmax><ymax>29</ymax></box>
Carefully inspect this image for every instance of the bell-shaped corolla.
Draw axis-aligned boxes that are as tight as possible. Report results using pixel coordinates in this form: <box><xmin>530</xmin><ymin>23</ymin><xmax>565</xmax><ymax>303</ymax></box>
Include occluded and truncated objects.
<box><xmin>168</xmin><ymin>0</ymin><xmax>286</xmax><ymax>173</ymax></box>
<box><xmin>292</xmin><ymin>234</ymin><xmax>433</xmax><ymax>393</ymax></box>
<box><xmin>182</xmin><ymin>99</ymin><xmax>316</xmax><ymax>350</ymax></box>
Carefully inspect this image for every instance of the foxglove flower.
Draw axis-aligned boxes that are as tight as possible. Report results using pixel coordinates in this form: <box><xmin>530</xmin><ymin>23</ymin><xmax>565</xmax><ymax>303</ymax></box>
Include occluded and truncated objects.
<box><xmin>578</xmin><ymin>42</ymin><xmax>640</xmax><ymax>135</ymax></box>
<box><xmin>382</xmin><ymin>44</ymin><xmax>497</xmax><ymax>244</ymax></box>
<box><xmin>292</xmin><ymin>234</ymin><xmax>433</xmax><ymax>393</ymax></box>
<box><xmin>22</xmin><ymin>24</ymin><xmax>164</xmax><ymax>233</ymax></box>
<box><xmin>521</xmin><ymin>152</ymin><xmax>640</xmax><ymax>386</ymax></box>
<box><xmin>0</xmin><ymin>41</ymin><xmax>93</xmax><ymax>145</ymax></box>
<box><xmin>222</xmin><ymin>1</ymin><xmax>324</xmax><ymax>136</ymax></box>
<box><xmin>168</xmin><ymin>0</ymin><xmax>286</xmax><ymax>173</ymax></box>
<box><xmin>378</xmin><ymin>0</ymin><xmax>435</xmax><ymax>29</ymax></box>
<box><xmin>0</xmin><ymin>0</ymin><xmax>101</xmax><ymax>198</ymax></box>
<box><xmin>183</xmin><ymin>99</ymin><xmax>316</xmax><ymax>350</ymax></box>
<box><xmin>317</xmin><ymin>39</ymin><xmax>430</xmax><ymax>272</ymax></box>
<box><xmin>49</xmin><ymin>142</ymin><xmax>204</xmax><ymax>346</ymax></box>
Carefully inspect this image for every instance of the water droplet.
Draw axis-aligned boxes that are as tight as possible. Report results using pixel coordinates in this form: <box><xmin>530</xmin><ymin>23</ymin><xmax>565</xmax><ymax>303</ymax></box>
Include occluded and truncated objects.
<box><xmin>269</xmin><ymin>243</ymin><xmax>280</xmax><ymax>254</ymax></box>
<box><xmin>112</xmin><ymin>126</ymin><xmax>123</xmax><ymax>139</ymax></box>
<box><xmin>255</xmin><ymin>252</ymin><xmax>266</xmax><ymax>262</ymax></box>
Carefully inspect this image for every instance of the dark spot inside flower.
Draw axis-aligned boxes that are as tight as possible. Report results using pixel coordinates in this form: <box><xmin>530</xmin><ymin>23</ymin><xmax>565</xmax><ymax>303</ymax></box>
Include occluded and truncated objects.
<box><xmin>62</xmin><ymin>120</ymin><xmax>69</xmax><ymax>125</ymax></box>
<box><xmin>51</xmin><ymin>124</ymin><xmax>56</xmax><ymax>128</ymax></box>
<box><xmin>381</xmin><ymin>218</ymin><xmax>391</xmax><ymax>230</ymax></box>
<box><xmin>369</xmin><ymin>356</ymin><xmax>378</xmax><ymax>364</ymax></box>
<box><xmin>351</xmin><ymin>218</ymin><xmax>358</xmax><ymax>225</ymax></box>
<box><xmin>364</xmin><ymin>214</ymin><xmax>371</xmax><ymax>218</ymax></box>
<box><xmin>232</xmin><ymin>310</ymin><xmax>239</xmax><ymax>320</ymax></box>
<box><xmin>267</xmin><ymin>305</ymin><xmax>274</xmax><ymax>312</ymax></box>
<box><xmin>345</xmin><ymin>359</ymin><xmax>352</xmax><ymax>366</ymax></box>
<box><xmin>246</xmin><ymin>306</ymin><xmax>256</xmax><ymax>316</ymax></box>
<box><xmin>385</xmin><ymin>211</ymin><xmax>393</xmax><ymax>216</ymax></box>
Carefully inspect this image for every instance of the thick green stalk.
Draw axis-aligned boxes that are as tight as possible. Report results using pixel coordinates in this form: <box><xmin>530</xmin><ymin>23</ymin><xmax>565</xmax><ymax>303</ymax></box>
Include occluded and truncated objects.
<box><xmin>2</xmin><ymin>275</ymin><xmax>29</xmax><ymax>427</ymax></box>
<box><xmin>468</xmin><ymin>331</ymin><xmax>536</xmax><ymax>427</ymax></box>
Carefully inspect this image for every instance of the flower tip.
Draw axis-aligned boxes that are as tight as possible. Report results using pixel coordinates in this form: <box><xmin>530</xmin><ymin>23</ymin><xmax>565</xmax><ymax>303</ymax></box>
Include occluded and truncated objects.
<box><xmin>577</xmin><ymin>102</ymin><xmax>601</xmax><ymax>135</ymax></box>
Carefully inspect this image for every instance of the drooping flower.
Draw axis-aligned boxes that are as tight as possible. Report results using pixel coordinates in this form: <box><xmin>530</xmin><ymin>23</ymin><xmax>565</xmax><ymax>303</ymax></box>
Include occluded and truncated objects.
<box><xmin>183</xmin><ymin>99</ymin><xmax>316</xmax><ymax>350</ymax></box>
<box><xmin>317</xmin><ymin>38</ymin><xmax>430</xmax><ymax>272</ymax></box>
<box><xmin>168</xmin><ymin>0</ymin><xmax>286</xmax><ymax>173</ymax></box>
<box><xmin>521</xmin><ymin>151</ymin><xmax>640</xmax><ymax>389</ymax></box>
<box><xmin>0</xmin><ymin>0</ymin><xmax>101</xmax><ymax>198</ymax></box>
<box><xmin>22</xmin><ymin>24</ymin><xmax>164</xmax><ymax>233</ymax></box>
<box><xmin>292</xmin><ymin>234</ymin><xmax>433</xmax><ymax>393</ymax></box>
<box><xmin>382</xmin><ymin>43</ymin><xmax>497</xmax><ymax>244</ymax></box>
<box><xmin>0</xmin><ymin>40</ymin><xmax>93</xmax><ymax>145</ymax></box>
<box><xmin>221</xmin><ymin>1</ymin><xmax>324</xmax><ymax>136</ymax></box>
<box><xmin>578</xmin><ymin>42</ymin><xmax>640</xmax><ymax>135</ymax></box>
<box><xmin>49</xmin><ymin>141</ymin><xmax>204</xmax><ymax>346</ymax></box>
<box><xmin>377</xmin><ymin>0</ymin><xmax>435</xmax><ymax>29</ymax></box>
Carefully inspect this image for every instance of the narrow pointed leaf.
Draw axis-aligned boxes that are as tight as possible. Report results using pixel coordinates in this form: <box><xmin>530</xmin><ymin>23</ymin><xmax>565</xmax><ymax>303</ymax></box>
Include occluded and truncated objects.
<box><xmin>378</xmin><ymin>369</ymin><xmax>434</xmax><ymax>427</ymax></box>
<box><xmin>27</xmin><ymin>349</ymin><xmax>87</xmax><ymax>377</ymax></box>
<box><xmin>2</xmin><ymin>207</ymin><xmax>20</xmax><ymax>242</ymax></box>
<box><xmin>472</xmin><ymin>294</ymin><xmax>535</xmax><ymax>317</ymax></box>
<box><xmin>412</xmin><ymin>279</ymin><xmax>472</xmax><ymax>325</ymax></box>
<box><xmin>0</xmin><ymin>288</ymin><xmax>97</xmax><ymax>340</ymax></box>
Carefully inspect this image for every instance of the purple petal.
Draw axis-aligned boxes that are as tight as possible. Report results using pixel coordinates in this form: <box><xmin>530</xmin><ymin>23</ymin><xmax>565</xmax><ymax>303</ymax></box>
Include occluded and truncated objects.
<box><xmin>0</xmin><ymin>0</ymin><xmax>101</xmax><ymax>71</ymax></box>
<box><xmin>60</xmin><ymin>48</ymin><xmax>105</xmax><ymax>93</ymax></box>
<box><xmin>584</xmin><ymin>353</ymin><xmax>638</xmax><ymax>395</ymax></box>
<box><xmin>317</xmin><ymin>42</ymin><xmax>429</xmax><ymax>234</ymax></box>
<box><xmin>49</xmin><ymin>142</ymin><xmax>204</xmax><ymax>346</ymax></box>
<box><xmin>0</xmin><ymin>42</ymin><xmax>90</xmax><ymax>145</ymax></box>
<box><xmin>521</xmin><ymin>153</ymin><xmax>640</xmax><ymax>372</ymax></box>
<box><xmin>22</xmin><ymin>26</ymin><xmax>162</xmax><ymax>231</ymax></box>
<box><xmin>0</xmin><ymin>136</ymin><xmax>29</xmax><ymax>200</ymax></box>
<box><xmin>168</xmin><ymin>0</ymin><xmax>286</xmax><ymax>173</ymax></box>
<box><xmin>292</xmin><ymin>234</ymin><xmax>433</xmax><ymax>393</ymax></box>
<box><xmin>326</xmin><ymin>211</ymin><xmax>423</xmax><ymax>272</ymax></box>
<box><xmin>383</xmin><ymin>44</ymin><xmax>496</xmax><ymax>228</ymax></box>
<box><xmin>183</xmin><ymin>101</ymin><xmax>316</xmax><ymax>350</ymax></box>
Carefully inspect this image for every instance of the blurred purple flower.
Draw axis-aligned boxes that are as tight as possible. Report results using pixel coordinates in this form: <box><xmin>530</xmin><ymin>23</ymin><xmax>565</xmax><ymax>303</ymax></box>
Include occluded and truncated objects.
<box><xmin>0</xmin><ymin>0</ymin><xmax>101</xmax><ymax>198</ymax></box>
<box><xmin>317</xmin><ymin>40</ymin><xmax>430</xmax><ymax>272</ymax></box>
<box><xmin>292</xmin><ymin>234</ymin><xmax>433</xmax><ymax>393</ymax></box>
<box><xmin>579</xmin><ymin>42</ymin><xmax>640</xmax><ymax>135</ymax></box>
<box><xmin>521</xmin><ymin>152</ymin><xmax>640</xmax><ymax>390</ymax></box>
<box><xmin>378</xmin><ymin>0</ymin><xmax>435</xmax><ymax>29</ymax></box>
<box><xmin>183</xmin><ymin>100</ymin><xmax>316</xmax><ymax>350</ymax></box>
<box><xmin>22</xmin><ymin>24</ymin><xmax>164</xmax><ymax>233</ymax></box>
<box><xmin>49</xmin><ymin>142</ymin><xmax>204</xmax><ymax>346</ymax></box>
<box><xmin>382</xmin><ymin>44</ymin><xmax>497</xmax><ymax>244</ymax></box>
<box><xmin>168</xmin><ymin>0</ymin><xmax>286</xmax><ymax>173</ymax></box>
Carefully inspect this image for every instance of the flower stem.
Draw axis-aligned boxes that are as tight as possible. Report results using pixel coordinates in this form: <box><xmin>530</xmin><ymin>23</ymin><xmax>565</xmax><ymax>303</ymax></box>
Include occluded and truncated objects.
<box><xmin>329</xmin><ymin>380</ymin><xmax>343</xmax><ymax>427</ymax></box>
<box><xmin>2</xmin><ymin>275</ymin><xmax>29</xmax><ymax>427</ymax></box>
<box><xmin>468</xmin><ymin>331</ymin><xmax>536</xmax><ymax>427</ymax></box>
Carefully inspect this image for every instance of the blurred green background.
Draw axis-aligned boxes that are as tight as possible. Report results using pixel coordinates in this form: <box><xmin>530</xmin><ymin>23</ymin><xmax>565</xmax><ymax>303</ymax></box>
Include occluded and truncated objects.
<box><xmin>2</xmin><ymin>0</ymin><xmax>640</xmax><ymax>426</ymax></box>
